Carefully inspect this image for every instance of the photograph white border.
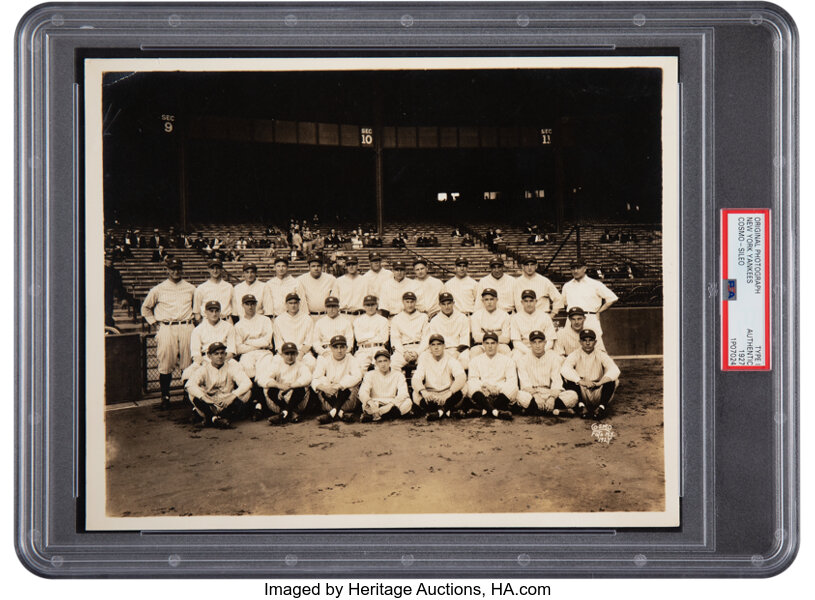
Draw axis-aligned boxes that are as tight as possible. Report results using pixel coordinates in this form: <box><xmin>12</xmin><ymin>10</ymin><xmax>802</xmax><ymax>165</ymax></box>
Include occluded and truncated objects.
<box><xmin>85</xmin><ymin>56</ymin><xmax>680</xmax><ymax>531</ymax></box>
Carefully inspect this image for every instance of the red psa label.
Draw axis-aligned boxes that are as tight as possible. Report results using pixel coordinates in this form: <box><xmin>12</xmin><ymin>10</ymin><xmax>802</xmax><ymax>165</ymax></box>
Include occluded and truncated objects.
<box><xmin>721</xmin><ymin>209</ymin><xmax>771</xmax><ymax>370</ymax></box>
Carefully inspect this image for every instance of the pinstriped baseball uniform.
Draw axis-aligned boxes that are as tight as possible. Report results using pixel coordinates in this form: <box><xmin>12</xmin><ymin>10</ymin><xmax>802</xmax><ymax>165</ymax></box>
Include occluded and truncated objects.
<box><xmin>390</xmin><ymin>309</ymin><xmax>429</xmax><ymax>370</ymax></box>
<box><xmin>413</xmin><ymin>275</ymin><xmax>444</xmax><ymax>315</ymax></box>
<box><xmin>510</xmin><ymin>310</ymin><xmax>557</xmax><ymax>356</ymax></box>
<box><xmin>296</xmin><ymin>272</ymin><xmax>336</xmax><ymax>315</ymax></box>
<box><xmin>470</xmin><ymin>308</ymin><xmax>511</xmax><ymax>345</ymax></box>
<box><xmin>313</xmin><ymin>314</ymin><xmax>355</xmax><ymax>356</ymax></box>
<box><xmin>311</xmin><ymin>353</ymin><xmax>364</xmax><ymax>413</ymax></box>
<box><xmin>141</xmin><ymin>278</ymin><xmax>196</xmax><ymax>375</ymax></box>
<box><xmin>513</xmin><ymin>273</ymin><xmax>564</xmax><ymax>314</ymax></box>
<box><xmin>554</xmin><ymin>325</ymin><xmax>606</xmax><ymax>356</ymax></box>
<box><xmin>427</xmin><ymin>309</ymin><xmax>471</xmax><ymax>368</ymax></box>
<box><xmin>334</xmin><ymin>274</ymin><xmax>368</xmax><ymax>312</ymax></box>
<box><xmin>561</xmin><ymin>276</ymin><xmax>619</xmax><ymax>336</ymax></box>
<box><xmin>183</xmin><ymin>319</ymin><xmax>237</xmax><ymax>382</ymax></box>
<box><xmin>515</xmin><ymin>350</ymin><xmax>576</xmax><ymax>410</ymax></box>
<box><xmin>379</xmin><ymin>276</ymin><xmax>419</xmax><ymax>316</ymax></box>
<box><xmin>255</xmin><ymin>354</ymin><xmax>313</xmax><ymax>413</ymax></box>
<box><xmin>262</xmin><ymin>274</ymin><xmax>298</xmax><ymax>317</ymax></box>
<box><xmin>411</xmin><ymin>352</ymin><xmax>466</xmax><ymax>405</ymax></box>
<box><xmin>186</xmin><ymin>359</ymin><xmax>253</xmax><ymax>410</ymax></box>
<box><xmin>362</xmin><ymin>267</ymin><xmax>393</xmax><ymax>299</ymax></box>
<box><xmin>233</xmin><ymin>280</ymin><xmax>267</xmax><ymax>319</ymax></box>
<box><xmin>476</xmin><ymin>274</ymin><xmax>516</xmax><ymax>313</ymax></box>
<box><xmin>272</xmin><ymin>310</ymin><xmax>314</xmax><ymax>354</ymax></box>
<box><xmin>193</xmin><ymin>279</ymin><xmax>235</xmax><ymax>318</ymax></box>
<box><xmin>353</xmin><ymin>313</ymin><xmax>390</xmax><ymax>367</ymax></box>
<box><xmin>359</xmin><ymin>368</ymin><xmax>412</xmax><ymax>417</ymax></box>
<box><xmin>234</xmin><ymin>313</ymin><xmax>274</xmax><ymax>378</ymax></box>
<box><xmin>467</xmin><ymin>352</ymin><xmax>518</xmax><ymax>400</ymax></box>
<box><xmin>444</xmin><ymin>275</ymin><xmax>478</xmax><ymax>314</ymax></box>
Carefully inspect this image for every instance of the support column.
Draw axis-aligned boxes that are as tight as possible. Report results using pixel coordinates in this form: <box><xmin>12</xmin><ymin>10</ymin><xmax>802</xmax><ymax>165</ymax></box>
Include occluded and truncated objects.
<box><xmin>178</xmin><ymin>132</ymin><xmax>188</xmax><ymax>232</ymax></box>
<box><xmin>373</xmin><ymin>83</ymin><xmax>384</xmax><ymax>236</ymax></box>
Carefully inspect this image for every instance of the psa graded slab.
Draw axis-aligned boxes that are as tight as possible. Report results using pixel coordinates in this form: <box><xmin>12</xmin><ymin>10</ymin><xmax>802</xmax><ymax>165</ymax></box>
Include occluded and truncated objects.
<box><xmin>15</xmin><ymin>2</ymin><xmax>798</xmax><ymax>577</ymax></box>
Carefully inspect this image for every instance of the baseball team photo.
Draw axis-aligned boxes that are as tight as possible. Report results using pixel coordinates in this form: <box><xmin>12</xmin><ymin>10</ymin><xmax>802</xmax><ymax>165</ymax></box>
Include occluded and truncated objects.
<box><xmin>86</xmin><ymin>56</ymin><xmax>679</xmax><ymax>529</ymax></box>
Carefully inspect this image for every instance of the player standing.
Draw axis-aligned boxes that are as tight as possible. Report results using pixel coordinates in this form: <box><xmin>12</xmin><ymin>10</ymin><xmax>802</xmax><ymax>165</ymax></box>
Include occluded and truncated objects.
<box><xmin>560</xmin><ymin>257</ymin><xmax>618</xmax><ymax>336</ymax></box>
<box><xmin>513</xmin><ymin>255</ymin><xmax>563</xmax><ymax>315</ymax></box>
<box><xmin>233</xmin><ymin>263</ymin><xmax>266</xmax><ymax>319</ymax></box>
<box><xmin>443</xmin><ymin>257</ymin><xmax>478</xmax><ymax>316</ymax></box>
<box><xmin>296</xmin><ymin>255</ymin><xmax>336</xmax><ymax>320</ymax></box>
<box><xmin>476</xmin><ymin>258</ymin><xmax>516</xmax><ymax>313</ymax></box>
<box><xmin>193</xmin><ymin>258</ymin><xmax>234</xmax><ymax>321</ymax></box>
<box><xmin>262</xmin><ymin>256</ymin><xmax>298</xmax><ymax>317</ymax></box>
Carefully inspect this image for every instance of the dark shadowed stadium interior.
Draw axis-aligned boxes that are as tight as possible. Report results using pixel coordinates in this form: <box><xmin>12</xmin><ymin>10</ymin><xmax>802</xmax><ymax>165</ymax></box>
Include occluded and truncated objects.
<box><xmin>100</xmin><ymin>65</ymin><xmax>668</xmax><ymax>521</ymax></box>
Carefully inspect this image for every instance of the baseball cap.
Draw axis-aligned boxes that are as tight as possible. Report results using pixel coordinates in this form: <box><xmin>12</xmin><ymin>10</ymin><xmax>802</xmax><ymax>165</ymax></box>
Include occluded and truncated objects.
<box><xmin>522</xmin><ymin>255</ymin><xmax>538</xmax><ymax>265</ymax></box>
<box><xmin>285</xmin><ymin>292</ymin><xmax>300</xmax><ymax>303</ymax></box>
<box><xmin>345</xmin><ymin>256</ymin><xmax>358</xmax><ymax>265</ymax></box>
<box><xmin>241</xmin><ymin>294</ymin><xmax>258</xmax><ymax>304</ymax></box>
<box><xmin>579</xmin><ymin>329</ymin><xmax>597</xmax><ymax>340</ymax></box>
<box><xmin>324</xmin><ymin>296</ymin><xmax>340</xmax><ymax>307</ymax></box>
<box><xmin>482</xmin><ymin>332</ymin><xmax>499</xmax><ymax>343</ymax></box>
<box><xmin>568</xmin><ymin>307</ymin><xmax>586</xmax><ymax>318</ymax></box>
<box><xmin>204</xmin><ymin>300</ymin><xmax>221</xmax><ymax>311</ymax></box>
<box><xmin>329</xmin><ymin>335</ymin><xmax>348</xmax><ymax>347</ymax></box>
<box><xmin>208</xmin><ymin>258</ymin><xmax>223</xmax><ymax>267</ymax></box>
<box><xmin>307</xmin><ymin>254</ymin><xmax>322</xmax><ymax>265</ymax></box>
<box><xmin>413</xmin><ymin>257</ymin><xmax>428</xmax><ymax>266</ymax></box>
<box><xmin>439</xmin><ymin>291</ymin><xmax>454</xmax><ymax>303</ymax></box>
<box><xmin>363</xmin><ymin>295</ymin><xmax>378</xmax><ymax>305</ymax></box>
<box><xmin>166</xmin><ymin>258</ymin><xmax>183</xmax><ymax>269</ymax></box>
<box><xmin>392</xmin><ymin>260</ymin><xmax>406</xmax><ymax>270</ymax></box>
<box><xmin>521</xmin><ymin>289</ymin><xmax>537</xmax><ymax>300</ymax></box>
<box><xmin>489</xmin><ymin>258</ymin><xmax>504</xmax><ymax>267</ymax></box>
<box><xmin>280</xmin><ymin>342</ymin><xmax>299</xmax><ymax>354</ymax></box>
<box><xmin>374</xmin><ymin>349</ymin><xmax>391</xmax><ymax>360</ymax></box>
<box><xmin>273</xmin><ymin>255</ymin><xmax>289</xmax><ymax>265</ymax></box>
<box><xmin>454</xmin><ymin>256</ymin><xmax>469</xmax><ymax>266</ymax></box>
<box><xmin>207</xmin><ymin>341</ymin><xmax>227</xmax><ymax>354</ymax></box>
<box><xmin>369</xmin><ymin>251</ymin><xmax>382</xmax><ymax>261</ymax></box>
<box><xmin>481</xmin><ymin>288</ymin><xmax>498</xmax><ymax>298</ymax></box>
<box><xmin>529</xmin><ymin>330</ymin><xmax>546</xmax><ymax>342</ymax></box>
<box><xmin>243</xmin><ymin>262</ymin><xmax>257</xmax><ymax>271</ymax></box>
<box><xmin>402</xmin><ymin>291</ymin><xmax>417</xmax><ymax>301</ymax></box>
<box><xmin>570</xmin><ymin>257</ymin><xmax>587</xmax><ymax>268</ymax></box>
<box><xmin>428</xmin><ymin>333</ymin><xmax>445</xmax><ymax>345</ymax></box>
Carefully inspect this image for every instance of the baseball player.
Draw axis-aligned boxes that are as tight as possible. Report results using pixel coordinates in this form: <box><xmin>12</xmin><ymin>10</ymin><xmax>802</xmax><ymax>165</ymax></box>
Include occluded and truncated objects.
<box><xmin>185</xmin><ymin>341</ymin><xmax>252</xmax><ymax>429</ymax></box>
<box><xmin>443</xmin><ymin>257</ymin><xmax>478</xmax><ymax>316</ymax></box>
<box><xmin>466</xmin><ymin>332</ymin><xmax>517</xmax><ymax>420</ymax></box>
<box><xmin>233</xmin><ymin>294</ymin><xmax>273</xmax><ymax>418</ymax></box>
<box><xmin>352</xmin><ymin>295</ymin><xmax>391</xmax><ymax>368</ymax></box>
<box><xmin>554</xmin><ymin>306</ymin><xmax>606</xmax><ymax>356</ymax></box>
<box><xmin>560</xmin><ymin>329</ymin><xmax>621</xmax><ymax>419</ymax></box>
<box><xmin>312</xmin><ymin>335</ymin><xmax>363</xmax><ymax>424</ymax></box>
<box><xmin>389</xmin><ymin>291</ymin><xmax>429</xmax><ymax>371</ymax></box>
<box><xmin>262</xmin><ymin>256</ymin><xmax>298</xmax><ymax>317</ymax></box>
<box><xmin>183</xmin><ymin>300</ymin><xmax>237</xmax><ymax>383</ymax></box>
<box><xmin>510</xmin><ymin>289</ymin><xmax>558</xmax><ymax>360</ymax></box>
<box><xmin>561</xmin><ymin>257</ymin><xmax>619</xmax><ymax>336</ymax></box>
<box><xmin>378</xmin><ymin>260</ymin><xmax>418</xmax><ymax>317</ymax></box>
<box><xmin>334</xmin><ymin>255</ymin><xmax>368</xmax><ymax>316</ymax></box>
<box><xmin>256</xmin><ymin>342</ymin><xmax>313</xmax><ymax>425</ymax></box>
<box><xmin>412</xmin><ymin>258</ymin><xmax>444</xmax><ymax>318</ymax></box>
<box><xmin>140</xmin><ymin>258</ymin><xmax>196</xmax><ymax>409</ymax></box>
<box><xmin>313</xmin><ymin>296</ymin><xmax>355</xmax><ymax>357</ymax></box>
<box><xmin>470</xmin><ymin>288</ymin><xmax>511</xmax><ymax>357</ymax></box>
<box><xmin>516</xmin><ymin>330</ymin><xmax>578</xmax><ymax>416</ymax></box>
<box><xmin>513</xmin><ymin>255</ymin><xmax>564</xmax><ymax>315</ymax></box>
<box><xmin>272</xmin><ymin>292</ymin><xmax>316</xmax><ymax>370</ymax></box>
<box><xmin>361</xmin><ymin>251</ymin><xmax>392</xmax><ymax>300</ymax></box>
<box><xmin>233</xmin><ymin>263</ymin><xmax>266</xmax><ymax>319</ymax></box>
<box><xmin>295</xmin><ymin>254</ymin><xmax>336</xmax><ymax>319</ymax></box>
<box><xmin>359</xmin><ymin>350</ymin><xmax>413</xmax><ymax>422</ymax></box>
<box><xmin>411</xmin><ymin>334</ymin><xmax>467</xmax><ymax>421</ymax></box>
<box><xmin>427</xmin><ymin>291</ymin><xmax>471</xmax><ymax>369</ymax></box>
<box><xmin>193</xmin><ymin>258</ymin><xmax>234</xmax><ymax>320</ymax></box>
<box><xmin>476</xmin><ymin>257</ymin><xmax>516</xmax><ymax>313</ymax></box>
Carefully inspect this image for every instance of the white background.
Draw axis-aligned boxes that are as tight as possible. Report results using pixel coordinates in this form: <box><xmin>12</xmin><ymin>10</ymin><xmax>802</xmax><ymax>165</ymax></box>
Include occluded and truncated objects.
<box><xmin>1</xmin><ymin>0</ymin><xmax>809</xmax><ymax>596</ymax></box>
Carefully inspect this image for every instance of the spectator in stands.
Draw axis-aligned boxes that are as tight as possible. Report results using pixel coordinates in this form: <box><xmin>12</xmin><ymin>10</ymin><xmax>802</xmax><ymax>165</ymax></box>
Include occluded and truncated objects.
<box><xmin>600</xmin><ymin>228</ymin><xmax>613</xmax><ymax>243</ymax></box>
<box><xmin>326</xmin><ymin>228</ymin><xmax>342</xmax><ymax>248</ymax></box>
<box><xmin>461</xmin><ymin>233</ymin><xmax>475</xmax><ymax>247</ymax></box>
<box><xmin>620</xmin><ymin>231</ymin><xmax>631</xmax><ymax>244</ymax></box>
<box><xmin>391</xmin><ymin>233</ymin><xmax>407</xmax><ymax>248</ymax></box>
<box><xmin>104</xmin><ymin>255</ymin><xmax>125</xmax><ymax>328</ymax></box>
<box><xmin>451</xmin><ymin>227</ymin><xmax>462</xmax><ymax>237</ymax></box>
<box><xmin>148</xmin><ymin>228</ymin><xmax>164</xmax><ymax>249</ymax></box>
<box><xmin>291</xmin><ymin>229</ymin><xmax>303</xmax><ymax>254</ymax></box>
<box><xmin>123</xmin><ymin>229</ymin><xmax>136</xmax><ymax>251</ymax></box>
<box><xmin>110</xmin><ymin>244</ymin><xmax>126</xmax><ymax>262</ymax></box>
<box><xmin>151</xmin><ymin>245</ymin><xmax>168</xmax><ymax>263</ymax></box>
<box><xmin>350</xmin><ymin>230</ymin><xmax>363</xmax><ymax>250</ymax></box>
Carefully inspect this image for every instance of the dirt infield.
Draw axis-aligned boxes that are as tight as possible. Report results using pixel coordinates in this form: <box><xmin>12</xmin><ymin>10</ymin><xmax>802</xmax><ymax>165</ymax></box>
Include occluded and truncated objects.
<box><xmin>104</xmin><ymin>358</ymin><xmax>665</xmax><ymax>519</ymax></box>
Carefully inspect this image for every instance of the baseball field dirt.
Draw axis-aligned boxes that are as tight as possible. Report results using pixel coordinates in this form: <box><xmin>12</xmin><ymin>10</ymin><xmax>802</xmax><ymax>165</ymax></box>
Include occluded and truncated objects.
<box><xmin>104</xmin><ymin>358</ymin><xmax>666</xmax><ymax>519</ymax></box>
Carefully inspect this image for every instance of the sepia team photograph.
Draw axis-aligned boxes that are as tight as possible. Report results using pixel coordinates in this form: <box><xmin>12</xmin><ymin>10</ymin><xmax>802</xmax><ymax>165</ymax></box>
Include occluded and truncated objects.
<box><xmin>86</xmin><ymin>56</ymin><xmax>680</xmax><ymax>530</ymax></box>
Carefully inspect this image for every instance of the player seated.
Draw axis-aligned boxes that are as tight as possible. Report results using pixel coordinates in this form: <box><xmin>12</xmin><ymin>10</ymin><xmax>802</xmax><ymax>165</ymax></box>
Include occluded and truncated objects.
<box><xmin>185</xmin><ymin>342</ymin><xmax>252</xmax><ymax>429</ymax></box>
<box><xmin>255</xmin><ymin>342</ymin><xmax>313</xmax><ymax>425</ymax></box>
<box><xmin>411</xmin><ymin>334</ymin><xmax>467</xmax><ymax>421</ymax></box>
<box><xmin>390</xmin><ymin>291</ymin><xmax>428</xmax><ymax>372</ymax></box>
<box><xmin>233</xmin><ymin>294</ymin><xmax>273</xmax><ymax>416</ymax></box>
<box><xmin>469</xmin><ymin>288</ymin><xmax>511</xmax><ymax>358</ymax></box>
<box><xmin>510</xmin><ymin>289</ymin><xmax>557</xmax><ymax>361</ymax></box>
<box><xmin>272</xmin><ymin>292</ymin><xmax>317</xmax><ymax>370</ymax></box>
<box><xmin>554</xmin><ymin>306</ymin><xmax>606</xmax><ymax>356</ymax></box>
<box><xmin>313</xmin><ymin>296</ymin><xmax>355</xmax><ymax>358</ymax></box>
<box><xmin>359</xmin><ymin>350</ymin><xmax>413</xmax><ymax>422</ymax></box>
<box><xmin>313</xmin><ymin>335</ymin><xmax>363</xmax><ymax>424</ymax></box>
<box><xmin>560</xmin><ymin>329</ymin><xmax>620</xmax><ymax>419</ymax></box>
<box><xmin>516</xmin><ymin>330</ymin><xmax>578</xmax><ymax>416</ymax></box>
<box><xmin>466</xmin><ymin>332</ymin><xmax>517</xmax><ymax>420</ymax></box>
<box><xmin>352</xmin><ymin>295</ymin><xmax>390</xmax><ymax>369</ymax></box>
<box><xmin>182</xmin><ymin>300</ymin><xmax>236</xmax><ymax>384</ymax></box>
<box><xmin>427</xmin><ymin>292</ymin><xmax>471</xmax><ymax>369</ymax></box>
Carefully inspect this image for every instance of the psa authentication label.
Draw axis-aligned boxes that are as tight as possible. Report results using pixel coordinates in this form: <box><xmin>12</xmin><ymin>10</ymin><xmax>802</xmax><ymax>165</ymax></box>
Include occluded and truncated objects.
<box><xmin>721</xmin><ymin>209</ymin><xmax>770</xmax><ymax>370</ymax></box>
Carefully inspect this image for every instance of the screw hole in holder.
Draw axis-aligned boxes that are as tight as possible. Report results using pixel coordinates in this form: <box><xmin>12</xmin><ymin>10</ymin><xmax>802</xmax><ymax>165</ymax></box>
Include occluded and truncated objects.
<box><xmin>168</xmin><ymin>15</ymin><xmax>181</xmax><ymax>28</ymax></box>
<box><xmin>401</xmin><ymin>554</ymin><xmax>415</xmax><ymax>567</ymax></box>
<box><xmin>633</xmin><ymin>14</ymin><xmax>646</xmax><ymax>27</ymax></box>
<box><xmin>517</xmin><ymin>553</ymin><xmax>531</xmax><ymax>566</ymax></box>
<box><xmin>284</xmin><ymin>14</ymin><xmax>297</xmax><ymax>27</ymax></box>
<box><xmin>634</xmin><ymin>554</ymin><xmax>647</xmax><ymax>567</ymax></box>
<box><xmin>51</xmin><ymin>14</ymin><xmax>65</xmax><ymax>26</ymax></box>
<box><xmin>750</xmin><ymin>14</ymin><xmax>764</xmax><ymax>26</ymax></box>
<box><xmin>517</xmin><ymin>14</ymin><xmax>530</xmax><ymax>27</ymax></box>
<box><xmin>168</xmin><ymin>554</ymin><xmax>181</xmax><ymax>567</ymax></box>
<box><xmin>50</xmin><ymin>555</ymin><xmax>64</xmax><ymax>568</ymax></box>
<box><xmin>285</xmin><ymin>554</ymin><xmax>298</xmax><ymax>566</ymax></box>
<box><xmin>401</xmin><ymin>14</ymin><xmax>414</xmax><ymax>28</ymax></box>
<box><xmin>751</xmin><ymin>554</ymin><xmax>764</xmax><ymax>566</ymax></box>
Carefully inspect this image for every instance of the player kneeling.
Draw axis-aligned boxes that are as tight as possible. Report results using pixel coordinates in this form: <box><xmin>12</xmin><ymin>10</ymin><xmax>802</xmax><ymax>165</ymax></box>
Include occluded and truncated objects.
<box><xmin>516</xmin><ymin>330</ymin><xmax>578</xmax><ymax>416</ymax></box>
<box><xmin>185</xmin><ymin>342</ymin><xmax>252</xmax><ymax>429</ymax></box>
<box><xmin>411</xmin><ymin>334</ymin><xmax>467</xmax><ymax>421</ymax></box>
<box><xmin>313</xmin><ymin>335</ymin><xmax>362</xmax><ymax>424</ymax></box>
<box><xmin>255</xmin><ymin>342</ymin><xmax>313</xmax><ymax>425</ymax></box>
<box><xmin>560</xmin><ymin>329</ymin><xmax>620</xmax><ymax>419</ymax></box>
<box><xmin>466</xmin><ymin>332</ymin><xmax>518</xmax><ymax>420</ymax></box>
<box><xmin>359</xmin><ymin>350</ymin><xmax>413</xmax><ymax>422</ymax></box>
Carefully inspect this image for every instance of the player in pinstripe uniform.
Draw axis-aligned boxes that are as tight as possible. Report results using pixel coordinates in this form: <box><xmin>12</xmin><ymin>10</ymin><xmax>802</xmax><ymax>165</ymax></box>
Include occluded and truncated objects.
<box><xmin>476</xmin><ymin>258</ymin><xmax>516</xmax><ymax>313</ymax></box>
<box><xmin>296</xmin><ymin>255</ymin><xmax>336</xmax><ymax>320</ymax></box>
<box><xmin>515</xmin><ymin>330</ymin><xmax>578</xmax><ymax>416</ymax></box>
<box><xmin>411</xmin><ymin>334</ymin><xmax>467</xmax><ymax>421</ymax></box>
<box><xmin>272</xmin><ymin>292</ymin><xmax>316</xmax><ymax>370</ymax></box>
<box><xmin>256</xmin><ymin>342</ymin><xmax>313</xmax><ymax>425</ymax></box>
<box><xmin>427</xmin><ymin>292</ymin><xmax>471</xmax><ymax>369</ymax></box>
<box><xmin>444</xmin><ymin>257</ymin><xmax>478</xmax><ymax>316</ymax></box>
<box><xmin>510</xmin><ymin>289</ymin><xmax>558</xmax><ymax>360</ymax></box>
<box><xmin>262</xmin><ymin>256</ymin><xmax>298</xmax><ymax>317</ymax></box>
<box><xmin>466</xmin><ymin>332</ymin><xmax>517</xmax><ymax>420</ymax></box>
<box><xmin>353</xmin><ymin>295</ymin><xmax>391</xmax><ymax>369</ymax></box>
<box><xmin>389</xmin><ymin>291</ymin><xmax>429</xmax><ymax>372</ymax></box>
<box><xmin>233</xmin><ymin>263</ymin><xmax>266</xmax><ymax>320</ymax></box>
<box><xmin>512</xmin><ymin>255</ymin><xmax>563</xmax><ymax>316</ymax></box>
<box><xmin>361</xmin><ymin>251</ymin><xmax>392</xmax><ymax>300</ymax></box>
<box><xmin>183</xmin><ymin>300</ymin><xmax>237</xmax><ymax>384</ymax></box>
<box><xmin>560</xmin><ymin>329</ymin><xmax>620</xmax><ymax>419</ymax></box>
<box><xmin>193</xmin><ymin>258</ymin><xmax>234</xmax><ymax>321</ymax></box>
<box><xmin>378</xmin><ymin>260</ymin><xmax>418</xmax><ymax>318</ymax></box>
<box><xmin>313</xmin><ymin>296</ymin><xmax>355</xmax><ymax>357</ymax></box>
<box><xmin>554</xmin><ymin>306</ymin><xmax>606</xmax><ymax>356</ymax></box>
<box><xmin>140</xmin><ymin>258</ymin><xmax>196</xmax><ymax>410</ymax></box>
<box><xmin>233</xmin><ymin>294</ymin><xmax>274</xmax><ymax>420</ymax></box>
<box><xmin>412</xmin><ymin>258</ymin><xmax>444</xmax><ymax>318</ymax></box>
<box><xmin>334</xmin><ymin>255</ymin><xmax>368</xmax><ymax>317</ymax></box>
<box><xmin>470</xmin><ymin>288</ymin><xmax>511</xmax><ymax>357</ymax></box>
<box><xmin>313</xmin><ymin>335</ymin><xmax>363</xmax><ymax>424</ymax></box>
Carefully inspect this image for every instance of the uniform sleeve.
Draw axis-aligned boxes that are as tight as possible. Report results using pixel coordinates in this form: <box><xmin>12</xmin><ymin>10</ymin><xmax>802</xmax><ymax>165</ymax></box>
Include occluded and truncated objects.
<box><xmin>359</xmin><ymin>371</ymin><xmax>373</xmax><ymax>403</ymax></box>
<box><xmin>272</xmin><ymin>318</ymin><xmax>284</xmax><ymax>352</ymax></box>
<box><xmin>509</xmin><ymin>314</ymin><xmax>522</xmax><ymax>344</ymax></box>
<box><xmin>234</xmin><ymin>323</ymin><xmax>253</xmax><ymax>355</ymax></box>
<box><xmin>517</xmin><ymin>357</ymin><xmax>534</xmax><ymax>392</ymax></box>
<box><xmin>470</xmin><ymin>312</ymin><xmax>484</xmax><ymax>344</ymax></box>
<box><xmin>310</xmin><ymin>357</ymin><xmax>327</xmax><ymax>391</ymax></box>
<box><xmin>390</xmin><ymin>317</ymin><xmax>404</xmax><ymax>352</ymax></box>
<box><xmin>192</xmin><ymin>285</ymin><xmax>203</xmax><ymax>317</ymax></box>
<box><xmin>548</xmin><ymin>354</ymin><xmax>564</xmax><ymax>392</ymax></box>
<box><xmin>185</xmin><ymin>365</ymin><xmax>208</xmax><ymax>399</ymax></box>
<box><xmin>547</xmin><ymin>279</ymin><xmax>564</xmax><ymax>313</ymax></box>
<box><xmin>140</xmin><ymin>286</ymin><xmax>159</xmax><ymax>324</ymax></box>
<box><xmin>498</xmin><ymin>313</ymin><xmax>511</xmax><ymax>344</ymax></box>
<box><xmin>410</xmin><ymin>360</ymin><xmax>427</xmax><ymax>395</ymax></box>
<box><xmin>254</xmin><ymin>354</ymin><xmax>277</xmax><ymax>388</ymax></box>
<box><xmin>560</xmin><ymin>351</ymin><xmax>581</xmax><ymax>383</ymax></box>
<box><xmin>294</xmin><ymin>363</ymin><xmax>313</xmax><ymax>389</ymax></box>
<box><xmin>230</xmin><ymin>361</ymin><xmax>253</xmax><ymax>398</ymax></box>
<box><xmin>224</xmin><ymin>324</ymin><xmax>237</xmax><ymax>355</ymax></box>
<box><xmin>457</xmin><ymin>315</ymin><xmax>471</xmax><ymax>347</ymax></box>
<box><xmin>340</xmin><ymin>356</ymin><xmax>363</xmax><ymax>389</ymax></box>
<box><xmin>543</xmin><ymin>315</ymin><xmax>557</xmax><ymax>351</ymax></box>
<box><xmin>500</xmin><ymin>357</ymin><xmax>519</xmax><ymax>398</ymax></box>
<box><xmin>301</xmin><ymin>317</ymin><xmax>315</xmax><ymax>351</ymax></box>
<box><xmin>449</xmin><ymin>358</ymin><xmax>466</xmax><ymax>394</ymax></box>
<box><xmin>416</xmin><ymin>318</ymin><xmax>429</xmax><ymax>354</ymax></box>
<box><xmin>600</xmin><ymin>352</ymin><xmax>621</xmax><ymax>381</ymax></box>
<box><xmin>598</xmin><ymin>280</ymin><xmax>619</xmax><ymax>303</ymax></box>
<box><xmin>467</xmin><ymin>357</ymin><xmax>483</xmax><ymax>394</ymax></box>
<box><xmin>190</xmin><ymin>327</ymin><xmax>203</xmax><ymax>362</ymax></box>
<box><xmin>376</xmin><ymin>316</ymin><xmax>390</xmax><ymax>344</ymax></box>
<box><xmin>261</xmin><ymin>281</ymin><xmax>275</xmax><ymax>316</ymax></box>
<box><xmin>395</xmin><ymin>372</ymin><xmax>410</xmax><ymax>403</ymax></box>
<box><xmin>344</xmin><ymin>320</ymin><xmax>355</xmax><ymax>348</ymax></box>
